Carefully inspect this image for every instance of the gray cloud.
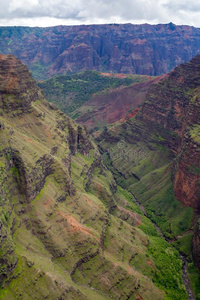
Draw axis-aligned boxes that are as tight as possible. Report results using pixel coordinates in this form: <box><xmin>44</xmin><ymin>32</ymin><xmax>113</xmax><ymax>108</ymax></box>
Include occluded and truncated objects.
<box><xmin>164</xmin><ymin>0</ymin><xmax>200</xmax><ymax>12</ymax></box>
<box><xmin>0</xmin><ymin>0</ymin><xmax>200</xmax><ymax>27</ymax></box>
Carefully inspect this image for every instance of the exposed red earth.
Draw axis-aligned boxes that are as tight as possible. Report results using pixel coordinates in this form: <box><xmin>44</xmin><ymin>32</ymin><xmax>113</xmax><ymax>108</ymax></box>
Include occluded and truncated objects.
<box><xmin>76</xmin><ymin>76</ymin><xmax>164</xmax><ymax>129</ymax></box>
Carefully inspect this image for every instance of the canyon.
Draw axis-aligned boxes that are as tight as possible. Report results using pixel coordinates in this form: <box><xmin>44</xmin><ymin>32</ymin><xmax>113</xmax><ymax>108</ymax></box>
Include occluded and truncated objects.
<box><xmin>39</xmin><ymin>53</ymin><xmax>200</xmax><ymax>297</ymax></box>
<box><xmin>94</xmin><ymin>55</ymin><xmax>200</xmax><ymax>286</ymax></box>
<box><xmin>0</xmin><ymin>54</ymin><xmax>192</xmax><ymax>299</ymax></box>
<box><xmin>0</xmin><ymin>43</ymin><xmax>200</xmax><ymax>298</ymax></box>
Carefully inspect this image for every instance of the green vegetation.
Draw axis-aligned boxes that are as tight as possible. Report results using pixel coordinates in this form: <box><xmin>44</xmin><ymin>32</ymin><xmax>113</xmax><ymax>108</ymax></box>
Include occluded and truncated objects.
<box><xmin>188</xmin><ymin>263</ymin><xmax>200</xmax><ymax>299</ymax></box>
<box><xmin>100</xmin><ymin>135</ymin><xmax>193</xmax><ymax>239</ymax></box>
<box><xmin>190</xmin><ymin>124</ymin><xmax>200</xmax><ymax>144</ymax></box>
<box><xmin>38</xmin><ymin>71</ymin><xmax>149</xmax><ymax>116</ymax></box>
<box><xmin>0</xmin><ymin>96</ymin><xmax>189</xmax><ymax>300</ymax></box>
<box><xmin>0</xmin><ymin>95</ymin><xmax>189</xmax><ymax>299</ymax></box>
<box><xmin>1</xmin><ymin>55</ymin><xmax>199</xmax><ymax>300</ymax></box>
<box><xmin>173</xmin><ymin>233</ymin><xmax>193</xmax><ymax>258</ymax></box>
<box><xmin>30</xmin><ymin>63</ymin><xmax>51</xmax><ymax>81</ymax></box>
<box><xmin>188</xmin><ymin>164</ymin><xmax>200</xmax><ymax>174</ymax></box>
<box><xmin>148</xmin><ymin>237</ymin><xmax>187</xmax><ymax>300</ymax></box>
<box><xmin>172</xmin><ymin>233</ymin><xmax>200</xmax><ymax>298</ymax></box>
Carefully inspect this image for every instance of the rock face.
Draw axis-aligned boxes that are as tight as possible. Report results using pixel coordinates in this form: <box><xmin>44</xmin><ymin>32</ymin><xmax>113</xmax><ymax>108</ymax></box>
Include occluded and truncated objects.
<box><xmin>1</xmin><ymin>23</ymin><xmax>200</xmax><ymax>79</ymax></box>
<box><xmin>0</xmin><ymin>55</ymin><xmax>95</xmax><ymax>297</ymax></box>
<box><xmin>137</xmin><ymin>56</ymin><xmax>200</xmax><ymax>270</ymax></box>
<box><xmin>139</xmin><ymin>55</ymin><xmax>200</xmax><ymax>209</ymax></box>
<box><xmin>0</xmin><ymin>54</ymin><xmax>45</xmax><ymax>114</ymax></box>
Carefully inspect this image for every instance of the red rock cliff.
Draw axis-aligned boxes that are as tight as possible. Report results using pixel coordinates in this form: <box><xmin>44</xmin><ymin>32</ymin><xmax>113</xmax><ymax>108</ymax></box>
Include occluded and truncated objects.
<box><xmin>1</xmin><ymin>23</ymin><xmax>200</xmax><ymax>79</ymax></box>
<box><xmin>140</xmin><ymin>55</ymin><xmax>200</xmax><ymax>210</ymax></box>
<box><xmin>0</xmin><ymin>54</ymin><xmax>45</xmax><ymax>114</ymax></box>
<box><xmin>136</xmin><ymin>55</ymin><xmax>200</xmax><ymax>270</ymax></box>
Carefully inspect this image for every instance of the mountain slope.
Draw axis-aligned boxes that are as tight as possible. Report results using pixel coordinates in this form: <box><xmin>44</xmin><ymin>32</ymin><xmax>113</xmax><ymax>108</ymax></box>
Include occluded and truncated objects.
<box><xmin>38</xmin><ymin>71</ymin><xmax>158</xmax><ymax>130</ymax></box>
<box><xmin>0</xmin><ymin>55</ymin><xmax>189</xmax><ymax>299</ymax></box>
<box><xmin>95</xmin><ymin>55</ymin><xmax>200</xmax><ymax>296</ymax></box>
<box><xmin>1</xmin><ymin>23</ymin><xmax>200</xmax><ymax>79</ymax></box>
<box><xmin>38</xmin><ymin>71</ymin><xmax>145</xmax><ymax>117</ymax></box>
<box><xmin>75</xmin><ymin>76</ymin><xmax>162</xmax><ymax>131</ymax></box>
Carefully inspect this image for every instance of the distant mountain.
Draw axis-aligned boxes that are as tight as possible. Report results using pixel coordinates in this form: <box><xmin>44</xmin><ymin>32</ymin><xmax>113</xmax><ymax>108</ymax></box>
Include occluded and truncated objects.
<box><xmin>0</xmin><ymin>23</ymin><xmax>200</xmax><ymax>79</ymax></box>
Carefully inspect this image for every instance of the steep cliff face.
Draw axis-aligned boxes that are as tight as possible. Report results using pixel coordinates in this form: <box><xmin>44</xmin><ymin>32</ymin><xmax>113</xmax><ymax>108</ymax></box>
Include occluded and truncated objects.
<box><xmin>95</xmin><ymin>55</ymin><xmax>200</xmax><ymax>280</ymax></box>
<box><xmin>0</xmin><ymin>54</ymin><xmax>45</xmax><ymax>114</ymax></box>
<box><xmin>173</xmin><ymin>133</ymin><xmax>200</xmax><ymax>210</ymax></box>
<box><xmin>139</xmin><ymin>55</ymin><xmax>200</xmax><ymax>210</ymax></box>
<box><xmin>1</xmin><ymin>23</ymin><xmax>200</xmax><ymax>79</ymax></box>
<box><xmin>138</xmin><ymin>55</ymin><xmax>200</xmax><ymax>270</ymax></box>
<box><xmin>0</xmin><ymin>55</ymin><xmax>188</xmax><ymax>299</ymax></box>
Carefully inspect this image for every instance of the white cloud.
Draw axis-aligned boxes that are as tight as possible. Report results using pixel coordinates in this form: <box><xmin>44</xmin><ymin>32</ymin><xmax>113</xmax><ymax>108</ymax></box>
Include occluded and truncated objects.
<box><xmin>0</xmin><ymin>0</ymin><xmax>200</xmax><ymax>27</ymax></box>
<box><xmin>9</xmin><ymin>0</ymin><xmax>39</xmax><ymax>13</ymax></box>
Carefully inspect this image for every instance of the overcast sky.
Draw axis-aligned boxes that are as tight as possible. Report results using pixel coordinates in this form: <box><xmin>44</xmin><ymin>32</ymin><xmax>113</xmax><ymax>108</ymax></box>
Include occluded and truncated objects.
<box><xmin>0</xmin><ymin>0</ymin><xmax>200</xmax><ymax>27</ymax></box>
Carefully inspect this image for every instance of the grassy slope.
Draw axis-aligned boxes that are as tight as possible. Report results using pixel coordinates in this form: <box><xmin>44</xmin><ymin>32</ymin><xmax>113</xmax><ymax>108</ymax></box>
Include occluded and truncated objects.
<box><xmin>38</xmin><ymin>63</ymin><xmax>200</xmax><ymax>297</ymax></box>
<box><xmin>0</xmin><ymin>97</ymin><xmax>188</xmax><ymax>299</ymax></box>
<box><xmin>100</xmin><ymin>135</ymin><xmax>193</xmax><ymax>238</ymax></box>
<box><xmin>97</xmin><ymin>118</ymin><xmax>200</xmax><ymax>297</ymax></box>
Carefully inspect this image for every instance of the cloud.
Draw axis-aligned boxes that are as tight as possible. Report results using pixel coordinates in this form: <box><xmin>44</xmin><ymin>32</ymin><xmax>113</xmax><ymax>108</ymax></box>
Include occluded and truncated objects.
<box><xmin>0</xmin><ymin>0</ymin><xmax>200</xmax><ymax>27</ymax></box>
<box><xmin>163</xmin><ymin>0</ymin><xmax>200</xmax><ymax>12</ymax></box>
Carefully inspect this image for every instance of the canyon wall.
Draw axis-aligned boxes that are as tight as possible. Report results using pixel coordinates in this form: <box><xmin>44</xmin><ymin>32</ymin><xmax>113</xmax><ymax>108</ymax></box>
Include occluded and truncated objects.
<box><xmin>0</xmin><ymin>23</ymin><xmax>200</xmax><ymax>79</ymax></box>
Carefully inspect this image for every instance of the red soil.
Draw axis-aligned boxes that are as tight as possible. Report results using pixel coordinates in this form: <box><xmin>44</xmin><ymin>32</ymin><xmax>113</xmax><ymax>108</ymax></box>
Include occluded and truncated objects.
<box><xmin>76</xmin><ymin>76</ymin><xmax>163</xmax><ymax>129</ymax></box>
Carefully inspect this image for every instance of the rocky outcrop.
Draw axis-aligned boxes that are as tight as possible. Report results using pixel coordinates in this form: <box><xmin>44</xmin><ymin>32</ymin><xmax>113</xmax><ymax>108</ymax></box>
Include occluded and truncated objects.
<box><xmin>0</xmin><ymin>54</ymin><xmax>45</xmax><ymax>114</ymax></box>
<box><xmin>1</xmin><ymin>23</ymin><xmax>200</xmax><ymax>79</ymax></box>
<box><xmin>77</xmin><ymin>125</ymin><xmax>94</xmax><ymax>155</ymax></box>
<box><xmin>0</xmin><ymin>221</ymin><xmax>18</xmax><ymax>284</ymax></box>
<box><xmin>84</xmin><ymin>156</ymin><xmax>104</xmax><ymax>191</ymax></box>
<box><xmin>8</xmin><ymin>149</ymin><xmax>55</xmax><ymax>201</ymax></box>
<box><xmin>59</xmin><ymin>119</ymin><xmax>94</xmax><ymax>156</ymax></box>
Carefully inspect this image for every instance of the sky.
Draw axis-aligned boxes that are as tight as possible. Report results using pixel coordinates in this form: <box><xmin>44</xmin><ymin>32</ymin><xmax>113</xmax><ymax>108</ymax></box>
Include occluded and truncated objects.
<box><xmin>0</xmin><ymin>0</ymin><xmax>200</xmax><ymax>27</ymax></box>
